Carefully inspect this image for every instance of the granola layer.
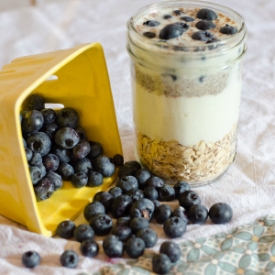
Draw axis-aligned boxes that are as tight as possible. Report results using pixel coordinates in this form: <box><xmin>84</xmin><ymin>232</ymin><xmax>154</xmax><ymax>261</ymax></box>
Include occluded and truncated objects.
<box><xmin>137</xmin><ymin>125</ymin><xmax>236</xmax><ymax>185</ymax></box>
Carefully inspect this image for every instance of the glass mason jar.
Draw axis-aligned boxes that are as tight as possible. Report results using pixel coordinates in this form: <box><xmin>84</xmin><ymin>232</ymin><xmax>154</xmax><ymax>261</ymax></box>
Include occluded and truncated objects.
<box><xmin>127</xmin><ymin>1</ymin><xmax>247</xmax><ymax>187</ymax></box>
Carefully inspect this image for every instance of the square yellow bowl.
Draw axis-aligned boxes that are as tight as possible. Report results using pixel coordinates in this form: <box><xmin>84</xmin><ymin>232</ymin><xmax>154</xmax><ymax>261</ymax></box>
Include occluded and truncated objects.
<box><xmin>0</xmin><ymin>43</ymin><xmax>123</xmax><ymax>236</ymax></box>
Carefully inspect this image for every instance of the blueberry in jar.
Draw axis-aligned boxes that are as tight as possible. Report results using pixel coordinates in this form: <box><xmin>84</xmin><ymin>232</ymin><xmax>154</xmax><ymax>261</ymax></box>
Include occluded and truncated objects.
<box><xmin>180</xmin><ymin>16</ymin><xmax>194</xmax><ymax>22</ymax></box>
<box><xmin>56</xmin><ymin>107</ymin><xmax>79</xmax><ymax>128</ymax></box>
<box><xmin>209</xmin><ymin>202</ymin><xmax>233</xmax><ymax>224</ymax></box>
<box><xmin>143</xmin><ymin>20</ymin><xmax>160</xmax><ymax>27</ymax></box>
<box><xmin>103</xmin><ymin>235</ymin><xmax>124</xmax><ymax>258</ymax></box>
<box><xmin>160</xmin><ymin>241</ymin><xmax>181</xmax><ymax>263</ymax></box>
<box><xmin>143</xmin><ymin>32</ymin><xmax>156</xmax><ymax>39</ymax></box>
<box><xmin>159</xmin><ymin>23</ymin><xmax>189</xmax><ymax>40</ymax></box>
<box><xmin>220</xmin><ymin>24</ymin><xmax>238</xmax><ymax>35</ymax></box>
<box><xmin>22</xmin><ymin>251</ymin><xmax>41</xmax><ymax>268</ymax></box>
<box><xmin>80</xmin><ymin>239</ymin><xmax>99</xmax><ymax>258</ymax></box>
<box><xmin>192</xmin><ymin>30</ymin><xmax>214</xmax><ymax>42</ymax></box>
<box><xmin>152</xmin><ymin>253</ymin><xmax>172</xmax><ymax>274</ymax></box>
<box><xmin>196</xmin><ymin>8</ymin><xmax>218</xmax><ymax>20</ymax></box>
<box><xmin>196</xmin><ymin>20</ymin><xmax>216</xmax><ymax>30</ymax></box>
<box><xmin>56</xmin><ymin>220</ymin><xmax>76</xmax><ymax>239</ymax></box>
<box><xmin>60</xmin><ymin>250</ymin><xmax>78</xmax><ymax>268</ymax></box>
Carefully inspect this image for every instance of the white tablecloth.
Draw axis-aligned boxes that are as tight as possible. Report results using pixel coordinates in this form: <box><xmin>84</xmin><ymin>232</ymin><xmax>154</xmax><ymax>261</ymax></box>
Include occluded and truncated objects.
<box><xmin>0</xmin><ymin>0</ymin><xmax>275</xmax><ymax>274</ymax></box>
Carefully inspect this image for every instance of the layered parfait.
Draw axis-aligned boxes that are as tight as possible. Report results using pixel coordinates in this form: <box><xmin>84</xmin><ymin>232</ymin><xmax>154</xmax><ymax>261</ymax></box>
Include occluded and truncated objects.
<box><xmin>127</xmin><ymin>1</ymin><xmax>246</xmax><ymax>186</ymax></box>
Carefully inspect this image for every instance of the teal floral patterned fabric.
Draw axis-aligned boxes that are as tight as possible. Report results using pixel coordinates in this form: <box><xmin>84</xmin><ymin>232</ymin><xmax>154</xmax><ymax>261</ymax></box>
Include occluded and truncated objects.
<box><xmin>97</xmin><ymin>216</ymin><xmax>275</xmax><ymax>275</ymax></box>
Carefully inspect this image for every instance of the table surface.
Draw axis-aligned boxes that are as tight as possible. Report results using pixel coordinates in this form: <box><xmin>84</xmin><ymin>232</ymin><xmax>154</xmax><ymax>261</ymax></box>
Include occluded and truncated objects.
<box><xmin>0</xmin><ymin>0</ymin><xmax>275</xmax><ymax>274</ymax></box>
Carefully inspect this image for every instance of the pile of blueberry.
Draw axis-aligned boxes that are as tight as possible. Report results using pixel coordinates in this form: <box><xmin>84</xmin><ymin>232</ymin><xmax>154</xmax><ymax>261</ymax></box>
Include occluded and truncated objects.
<box><xmin>21</xmin><ymin>94</ymin><xmax>120</xmax><ymax>201</ymax></box>
<box><xmin>23</xmin><ymin>160</ymin><xmax>231</xmax><ymax>272</ymax></box>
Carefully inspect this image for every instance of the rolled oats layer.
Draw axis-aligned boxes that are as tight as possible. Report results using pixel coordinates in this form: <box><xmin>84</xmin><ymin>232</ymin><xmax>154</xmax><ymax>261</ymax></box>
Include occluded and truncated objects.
<box><xmin>137</xmin><ymin>125</ymin><xmax>236</xmax><ymax>185</ymax></box>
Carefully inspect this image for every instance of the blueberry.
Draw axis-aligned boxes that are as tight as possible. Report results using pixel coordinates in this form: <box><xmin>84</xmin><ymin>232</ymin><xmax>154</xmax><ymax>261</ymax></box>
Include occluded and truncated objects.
<box><xmin>152</xmin><ymin>200</ymin><xmax>161</xmax><ymax>208</ymax></box>
<box><xmin>154</xmin><ymin>204</ymin><xmax>172</xmax><ymax>224</ymax></box>
<box><xmin>93</xmin><ymin>191</ymin><xmax>114</xmax><ymax>213</ymax></box>
<box><xmin>158</xmin><ymin>185</ymin><xmax>175</xmax><ymax>201</ymax></box>
<box><xmin>135</xmin><ymin>168</ymin><xmax>151</xmax><ymax>189</ymax></box>
<box><xmin>136</xmin><ymin>228</ymin><xmax>158</xmax><ymax>248</ymax></box>
<box><xmin>129</xmin><ymin>198</ymin><xmax>155</xmax><ymax>220</ymax></box>
<box><xmin>180</xmin><ymin>16</ymin><xmax>194</xmax><ymax>22</ymax></box>
<box><xmin>46</xmin><ymin>171</ymin><xmax>63</xmax><ymax>190</ymax></box>
<box><xmin>206</xmin><ymin>37</ymin><xmax>220</xmax><ymax>50</ymax></box>
<box><xmin>209</xmin><ymin>202</ymin><xmax>233</xmax><ymax>224</ymax></box>
<box><xmin>192</xmin><ymin>30</ymin><xmax>214</xmax><ymax>42</ymax></box>
<box><xmin>54</xmin><ymin>127</ymin><xmax>80</xmax><ymax>150</ymax></box>
<box><xmin>74</xmin><ymin>126</ymin><xmax>87</xmax><ymax>142</ymax></box>
<box><xmin>160</xmin><ymin>241</ymin><xmax>181</xmax><ymax>263</ymax></box>
<box><xmin>173</xmin><ymin>181</ymin><xmax>191</xmax><ymax>199</ymax></box>
<box><xmin>74</xmin><ymin>224</ymin><xmax>94</xmax><ymax>242</ymax></box>
<box><xmin>40</xmin><ymin>165</ymin><xmax>47</xmax><ymax>178</ymax></box>
<box><xmin>187</xmin><ymin>204</ymin><xmax>208</xmax><ymax>224</ymax></box>
<box><xmin>27</xmin><ymin>132</ymin><xmax>51</xmax><ymax>156</ymax></box>
<box><xmin>179</xmin><ymin>190</ymin><xmax>201</xmax><ymax>210</ymax></box>
<box><xmin>72</xmin><ymin>140</ymin><xmax>91</xmax><ymax>160</ymax></box>
<box><xmin>143</xmin><ymin>186</ymin><xmax>158</xmax><ymax>200</ymax></box>
<box><xmin>80</xmin><ymin>239</ymin><xmax>99</xmax><ymax>258</ymax></box>
<box><xmin>126</xmin><ymin>188</ymin><xmax>144</xmax><ymax>202</ymax></box>
<box><xmin>173</xmin><ymin>9</ymin><xmax>183</xmax><ymax>16</ymax></box>
<box><xmin>130</xmin><ymin>217</ymin><xmax>149</xmax><ymax>233</ymax></box>
<box><xmin>109</xmin><ymin>186</ymin><xmax>122</xmax><ymax>198</ymax></box>
<box><xmin>163</xmin><ymin>217</ymin><xmax>187</xmax><ymax>238</ymax></box>
<box><xmin>42</xmin><ymin>153</ymin><xmax>59</xmax><ymax>171</ymax></box>
<box><xmin>172</xmin><ymin>206</ymin><xmax>188</xmax><ymax>222</ymax></box>
<box><xmin>111</xmin><ymin>194</ymin><xmax>133</xmax><ymax>218</ymax></box>
<box><xmin>73</xmin><ymin>157</ymin><xmax>92</xmax><ymax>174</ymax></box>
<box><xmin>197</xmin><ymin>8</ymin><xmax>218</xmax><ymax>20</ymax></box>
<box><xmin>22</xmin><ymin>137</ymin><xmax>27</xmax><ymax>148</ymax></box>
<box><xmin>21</xmin><ymin>110</ymin><xmax>44</xmax><ymax>134</ymax></box>
<box><xmin>116</xmin><ymin>175</ymin><xmax>139</xmax><ymax>193</ymax></box>
<box><xmin>51</xmin><ymin>146</ymin><xmax>71</xmax><ymax>163</ymax></box>
<box><xmin>125</xmin><ymin>236</ymin><xmax>145</xmax><ymax>258</ymax></box>
<box><xmin>56</xmin><ymin>220</ymin><xmax>76</xmax><ymax>239</ymax></box>
<box><xmin>57</xmin><ymin>162</ymin><xmax>74</xmax><ymax>180</ymax></box>
<box><xmin>103</xmin><ymin>235</ymin><xmax>124</xmax><ymax>258</ymax></box>
<box><xmin>118</xmin><ymin>160</ymin><xmax>142</xmax><ymax>178</ymax></box>
<box><xmin>196</xmin><ymin>20</ymin><xmax>216</xmax><ymax>30</ymax></box>
<box><xmin>42</xmin><ymin>123</ymin><xmax>59</xmax><ymax>139</ymax></box>
<box><xmin>41</xmin><ymin>108</ymin><xmax>56</xmax><ymax>125</ymax></box>
<box><xmin>56</xmin><ymin>107</ymin><xmax>79</xmax><ymax>128</ymax></box>
<box><xmin>34</xmin><ymin>177</ymin><xmax>55</xmax><ymax>201</ymax></box>
<box><xmin>152</xmin><ymin>253</ymin><xmax>172</xmax><ymax>274</ymax></box>
<box><xmin>89</xmin><ymin>213</ymin><xmax>113</xmax><ymax>235</ymax></box>
<box><xmin>116</xmin><ymin>216</ymin><xmax>131</xmax><ymax>227</ymax></box>
<box><xmin>163</xmin><ymin>14</ymin><xmax>172</xmax><ymax>19</ymax></box>
<box><xmin>60</xmin><ymin>250</ymin><xmax>78</xmax><ymax>268</ymax></box>
<box><xmin>87</xmin><ymin>170</ymin><xmax>103</xmax><ymax>187</ymax></box>
<box><xmin>220</xmin><ymin>24</ymin><xmax>238</xmax><ymax>35</ymax></box>
<box><xmin>93</xmin><ymin>155</ymin><xmax>115</xmax><ymax>177</ymax></box>
<box><xmin>84</xmin><ymin>201</ymin><xmax>105</xmax><ymax>221</ymax></box>
<box><xmin>112</xmin><ymin>225</ymin><xmax>132</xmax><ymax>242</ymax></box>
<box><xmin>71</xmin><ymin>172</ymin><xmax>88</xmax><ymax>188</ymax></box>
<box><xmin>22</xmin><ymin>251</ymin><xmax>41</xmax><ymax>268</ymax></box>
<box><xmin>159</xmin><ymin>23</ymin><xmax>189</xmax><ymax>40</ymax></box>
<box><xmin>145</xmin><ymin>176</ymin><xmax>164</xmax><ymax>189</ymax></box>
<box><xmin>88</xmin><ymin>141</ymin><xmax>103</xmax><ymax>159</ymax></box>
<box><xmin>112</xmin><ymin>154</ymin><xmax>124</xmax><ymax>166</ymax></box>
<box><xmin>25</xmin><ymin>147</ymin><xmax>33</xmax><ymax>161</ymax></box>
<box><xmin>143</xmin><ymin>32</ymin><xmax>156</xmax><ymax>38</ymax></box>
<box><xmin>143</xmin><ymin>20</ymin><xmax>160</xmax><ymax>27</ymax></box>
<box><xmin>26</xmin><ymin>94</ymin><xmax>45</xmax><ymax>110</ymax></box>
<box><xmin>29</xmin><ymin>152</ymin><xmax>43</xmax><ymax>166</ymax></box>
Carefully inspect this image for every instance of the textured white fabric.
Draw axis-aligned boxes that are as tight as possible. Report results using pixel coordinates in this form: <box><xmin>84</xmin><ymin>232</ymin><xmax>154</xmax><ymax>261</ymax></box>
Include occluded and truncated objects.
<box><xmin>0</xmin><ymin>0</ymin><xmax>274</xmax><ymax>274</ymax></box>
